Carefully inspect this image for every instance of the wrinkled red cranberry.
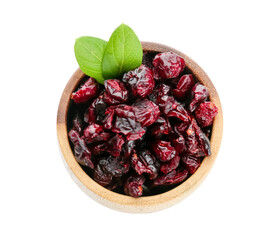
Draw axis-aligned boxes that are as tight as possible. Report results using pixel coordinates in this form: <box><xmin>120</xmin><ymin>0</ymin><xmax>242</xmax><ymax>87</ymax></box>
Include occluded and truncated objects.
<box><xmin>84</xmin><ymin>94</ymin><xmax>107</xmax><ymax>124</ymax></box>
<box><xmin>124</xmin><ymin>174</ymin><xmax>145</xmax><ymax>198</ymax></box>
<box><xmin>131</xmin><ymin>150</ymin><xmax>159</xmax><ymax>180</ymax></box>
<box><xmin>152</xmin><ymin>140</ymin><xmax>176</xmax><ymax>162</ymax></box>
<box><xmin>150</xmin><ymin>117</ymin><xmax>172</xmax><ymax>138</ymax></box>
<box><xmin>122</xmin><ymin>140</ymin><xmax>136</xmax><ymax>159</ymax></box>
<box><xmin>173</xmin><ymin>121</ymin><xmax>190</xmax><ymax>136</ymax></box>
<box><xmin>133</xmin><ymin>99</ymin><xmax>160</xmax><ymax>127</ymax></box>
<box><xmin>90</xmin><ymin>142</ymin><xmax>107</xmax><ymax>156</ymax></box>
<box><xmin>68</xmin><ymin>129</ymin><xmax>94</xmax><ymax>169</ymax></box>
<box><xmin>83</xmin><ymin>123</ymin><xmax>104</xmax><ymax>144</ymax></box>
<box><xmin>160</xmin><ymin>153</ymin><xmax>180</xmax><ymax>174</ymax></box>
<box><xmin>72</xmin><ymin>113</ymin><xmax>83</xmax><ymax>134</ymax></box>
<box><xmin>186</xmin><ymin>118</ymin><xmax>211</xmax><ymax>157</ymax></box>
<box><xmin>173</xmin><ymin>74</ymin><xmax>195</xmax><ymax>100</ymax></box>
<box><xmin>173</xmin><ymin>134</ymin><xmax>186</xmax><ymax>154</ymax></box>
<box><xmin>71</xmin><ymin>78</ymin><xmax>99</xmax><ymax>103</ymax></box>
<box><xmin>195</xmin><ymin>102</ymin><xmax>218</xmax><ymax>127</ymax></box>
<box><xmin>158</xmin><ymin>95</ymin><xmax>191</xmax><ymax>123</ymax></box>
<box><xmin>182</xmin><ymin>155</ymin><xmax>200</xmax><ymax>174</ymax></box>
<box><xmin>189</xmin><ymin>83</ymin><xmax>209</xmax><ymax>112</ymax></box>
<box><xmin>153</xmin><ymin>52</ymin><xmax>185</xmax><ymax>79</ymax></box>
<box><xmin>104</xmin><ymin>79</ymin><xmax>128</xmax><ymax>105</ymax></box>
<box><xmin>93</xmin><ymin>162</ymin><xmax>112</xmax><ymax>186</ymax></box>
<box><xmin>123</xmin><ymin>65</ymin><xmax>155</xmax><ymax>98</ymax></box>
<box><xmin>99</xmin><ymin>156</ymin><xmax>129</xmax><ymax>177</ymax></box>
<box><xmin>102</xmin><ymin>106</ymin><xmax>115</xmax><ymax>129</ymax></box>
<box><xmin>106</xmin><ymin>134</ymin><xmax>125</xmax><ymax>157</ymax></box>
<box><xmin>153</xmin><ymin>168</ymin><xmax>188</xmax><ymax>186</ymax></box>
<box><xmin>148</xmin><ymin>83</ymin><xmax>171</xmax><ymax>104</ymax></box>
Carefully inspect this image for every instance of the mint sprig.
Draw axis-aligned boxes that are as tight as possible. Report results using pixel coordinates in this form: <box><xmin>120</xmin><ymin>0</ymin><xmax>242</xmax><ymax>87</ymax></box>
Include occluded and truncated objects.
<box><xmin>74</xmin><ymin>24</ymin><xmax>143</xmax><ymax>84</ymax></box>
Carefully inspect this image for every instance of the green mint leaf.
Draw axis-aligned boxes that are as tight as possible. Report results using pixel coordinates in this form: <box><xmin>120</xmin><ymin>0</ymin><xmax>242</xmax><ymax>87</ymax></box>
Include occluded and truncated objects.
<box><xmin>74</xmin><ymin>36</ymin><xmax>107</xmax><ymax>84</ymax></box>
<box><xmin>101</xmin><ymin>24</ymin><xmax>143</xmax><ymax>79</ymax></box>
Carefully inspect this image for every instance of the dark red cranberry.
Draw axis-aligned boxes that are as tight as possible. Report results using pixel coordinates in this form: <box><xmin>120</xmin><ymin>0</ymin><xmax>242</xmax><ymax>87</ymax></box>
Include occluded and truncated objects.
<box><xmin>90</xmin><ymin>142</ymin><xmax>107</xmax><ymax>156</ymax></box>
<box><xmin>71</xmin><ymin>78</ymin><xmax>99</xmax><ymax>103</ymax></box>
<box><xmin>150</xmin><ymin>117</ymin><xmax>172</xmax><ymax>138</ymax></box>
<box><xmin>68</xmin><ymin>129</ymin><xmax>94</xmax><ymax>169</ymax></box>
<box><xmin>182</xmin><ymin>155</ymin><xmax>200</xmax><ymax>174</ymax></box>
<box><xmin>153</xmin><ymin>52</ymin><xmax>185</xmax><ymax>79</ymax></box>
<box><xmin>153</xmin><ymin>168</ymin><xmax>189</xmax><ymax>186</ymax></box>
<box><xmin>83</xmin><ymin>123</ymin><xmax>104</xmax><ymax>144</ymax></box>
<box><xmin>152</xmin><ymin>140</ymin><xmax>176</xmax><ymax>162</ymax></box>
<box><xmin>106</xmin><ymin>134</ymin><xmax>125</xmax><ymax>157</ymax></box>
<box><xmin>189</xmin><ymin>83</ymin><xmax>209</xmax><ymax>112</ymax></box>
<box><xmin>173</xmin><ymin>74</ymin><xmax>195</xmax><ymax>100</ymax></box>
<box><xmin>195</xmin><ymin>102</ymin><xmax>218</xmax><ymax>127</ymax></box>
<box><xmin>160</xmin><ymin>153</ymin><xmax>180</xmax><ymax>174</ymax></box>
<box><xmin>172</xmin><ymin>134</ymin><xmax>186</xmax><ymax>154</ymax></box>
<box><xmin>99</xmin><ymin>156</ymin><xmax>129</xmax><ymax>177</ymax></box>
<box><xmin>158</xmin><ymin>95</ymin><xmax>191</xmax><ymax>123</ymax></box>
<box><xmin>72</xmin><ymin>113</ymin><xmax>83</xmax><ymax>134</ymax></box>
<box><xmin>102</xmin><ymin>106</ymin><xmax>115</xmax><ymax>129</ymax></box>
<box><xmin>104</xmin><ymin>79</ymin><xmax>128</xmax><ymax>104</ymax></box>
<box><xmin>131</xmin><ymin>150</ymin><xmax>159</xmax><ymax>180</ymax></box>
<box><xmin>185</xmin><ymin>118</ymin><xmax>211</xmax><ymax>157</ymax></box>
<box><xmin>122</xmin><ymin>140</ymin><xmax>136</xmax><ymax>159</ymax></box>
<box><xmin>84</xmin><ymin>94</ymin><xmax>107</xmax><ymax>124</ymax></box>
<box><xmin>173</xmin><ymin>121</ymin><xmax>190</xmax><ymax>136</ymax></box>
<box><xmin>93</xmin><ymin>162</ymin><xmax>112</xmax><ymax>187</ymax></box>
<box><xmin>148</xmin><ymin>83</ymin><xmax>171</xmax><ymax>104</ymax></box>
<box><xmin>124</xmin><ymin>174</ymin><xmax>145</xmax><ymax>198</ymax></box>
<box><xmin>133</xmin><ymin>99</ymin><xmax>160</xmax><ymax>127</ymax></box>
<box><xmin>122</xmin><ymin>65</ymin><xmax>155</xmax><ymax>98</ymax></box>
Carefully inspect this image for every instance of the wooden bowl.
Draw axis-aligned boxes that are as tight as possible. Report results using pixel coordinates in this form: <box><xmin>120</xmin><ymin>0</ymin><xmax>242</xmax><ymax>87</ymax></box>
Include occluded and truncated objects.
<box><xmin>57</xmin><ymin>42</ymin><xmax>223</xmax><ymax>213</ymax></box>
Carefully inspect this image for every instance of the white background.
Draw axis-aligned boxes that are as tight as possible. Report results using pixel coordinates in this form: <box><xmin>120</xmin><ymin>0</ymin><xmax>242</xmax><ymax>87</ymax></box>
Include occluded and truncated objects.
<box><xmin>0</xmin><ymin>0</ymin><xmax>277</xmax><ymax>239</ymax></box>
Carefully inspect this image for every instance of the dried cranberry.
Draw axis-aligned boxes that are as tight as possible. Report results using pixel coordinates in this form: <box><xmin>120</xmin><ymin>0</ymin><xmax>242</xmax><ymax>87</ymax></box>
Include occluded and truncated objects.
<box><xmin>150</xmin><ymin>117</ymin><xmax>172</xmax><ymax>138</ymax></box>
<box><xmin>123</xmin><ymin>65</ymin><xmax>155</xmax><ymax>98</ymax></box>
<box><xmin>71</xmin><ymin>78</ymin><xmax>99</xmax><ymax>103</ymax></box>
<box><xmin>72</xmin><ymin>113</ymin><xmax>83</xmax><ymax>134</ymax></box>
<box><xmin>122</xmin><ymin>140</ymin><xmax>136</xmax><ymax>159</ymax></box>
<box><xmin>102</xmin><ymin>106</ymin><xmax>115</xmax><ymax>129</ymax></box>
<box><xmin>84</xmin><ymin>94</ymin><xmax>107</xmax><ymax>124</ymax></box>
<box><xmin>186</xmin><ymin>118</ymin><xmax>211</xmax><ymax>157</ymax></box>
<box><xmin>153</xmin><ymin>169</ymin><xmax>189</xmax><ymax>186</ymax></box>
<box><xmin>93</xmin><ymin>162</ymin><xmax>112</xmax><ymax>186</ymax></box>
<box><xmin>152</xmin><ymin>140</ymin><xmax>176</xmax><ymax>162</ymax></box>
<box><xmin>131</xmin><ymin>150</ymin><xmax>159</xmax><ymax>180</ymax></box>
<box><xmin>195</xmin><ymin>102</ymin><xmax>218</xmax><ymax>127</ymax></box>
<box><xmin>99</xmin><ymin>156</ymin><xmax>129</xmax><ymax>177</ymax></box>
<box><xmin>106</xmin><ymin>134</ymin><xmax>125</xmax><ymax>157</ymax></box>
<box><xmin>83</xmin><ymin>123</ymin><xmax>104</xmax><ymax>144</ymax></box>
<box><xmin>182</xmin><ymin>155</ymin><xmax>200</xmax><ymax>174</ymax></box>
<box><xmin>173</xmin><ymin>121</ymin><xmax>189</xmax><ymax>136</ymax></box>
<box><xmin>153</xmin><ymin>52</ymin><xmax>185</xmax><ymax>79</ymax></box>
<box><xmin>124</xmin><ymin>174</ymin><xmax>145</xmax><ymax>198</ymax></box>
<box><xmin>133</xmin><ymin>99</ymin><xmax>160</xmax><ymax>127</ymax></box>
<box><xmin>112</xmin><ymin>115</ymin><xmax>146</xmax><ymax>141</ymax></box>
<box><xmin>68</xmin><ymin>129</ymin><xmax>94</xmax><ymax>169</ymax></box>
<box><xmin>173</xmin><ymin>74</ymin><xmax>194</xmax><ymax>100</ymax></box>
<box><xmin>160</xmin><ymin>153</ymin><xmax>180</xmax><ymax>174</ymax></box>
<box><xmin>90</xmin><ymin>142</ymin><xmax>106</xmax><ymax>156</ymax></box>
<box><xmin>189</xmin><ymin>83</ymin><xmax>209</xmax><ymax>112</ymax></box>
<box><xmin>172</xmin><ymin>134</ymin><xmax>186</xmax><ymax>154</ymax></box>
<box><xmin>158</xmin><ymin>95</ymin><xmax>190</xmax><ymax>123</ymax></box>
<box><xmin>148</xmin><ymin>83</ymin><xmax>171</xmax><ymax>104</ymax></box>
<box><xmin>104</xmin><ymin>79</ymin><xmax>128</xmax><ymax>105</ymax></box>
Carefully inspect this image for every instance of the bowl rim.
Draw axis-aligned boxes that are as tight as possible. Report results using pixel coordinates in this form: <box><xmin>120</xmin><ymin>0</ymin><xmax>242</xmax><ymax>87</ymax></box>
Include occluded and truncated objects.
<box><xmin>57</xmin><ymin>41</ymin><xmax>223</xmax><ymax>212</ymax></box>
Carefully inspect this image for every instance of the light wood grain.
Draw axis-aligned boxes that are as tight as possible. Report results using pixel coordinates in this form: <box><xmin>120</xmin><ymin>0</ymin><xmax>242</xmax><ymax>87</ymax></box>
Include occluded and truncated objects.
<box><xmin>57</xmin><ymin>42</ymin><xmax>223</xmax><ymax>213</ymax></box>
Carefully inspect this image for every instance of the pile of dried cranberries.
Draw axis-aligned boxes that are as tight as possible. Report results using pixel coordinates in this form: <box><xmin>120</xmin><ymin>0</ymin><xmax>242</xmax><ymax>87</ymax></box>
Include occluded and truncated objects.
<box><xmin>68</xmin><ymin>52</ymin><xmax>218</xmax><ymax>197</ymax></box>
